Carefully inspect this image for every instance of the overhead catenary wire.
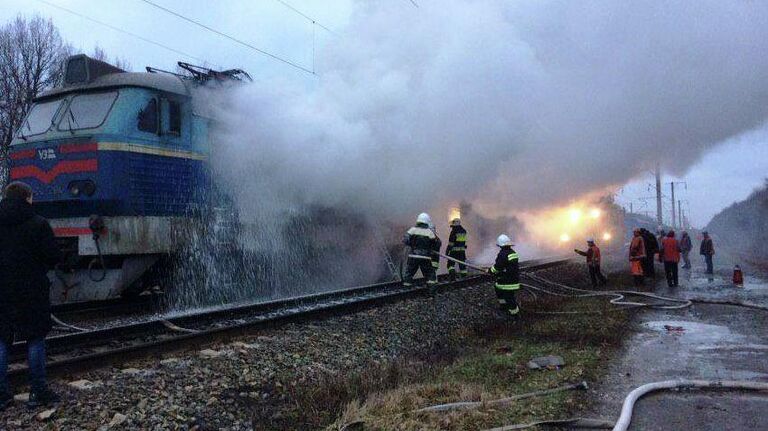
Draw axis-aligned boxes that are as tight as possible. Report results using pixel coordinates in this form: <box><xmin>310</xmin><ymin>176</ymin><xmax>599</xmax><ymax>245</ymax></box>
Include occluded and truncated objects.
<box><xmin>274</xmin><ymin>0</ymin><xmax>335</xmax><ymax>34</ymax></box>
<box><xmin>139</xmin><ymin>0</ymin><xmax>316</xmax><ymax>75</ymax></box>
<box><xmin>34</xmin><ymin>0</ymin><xmax>210</xmax><ymax>65</ymax></box>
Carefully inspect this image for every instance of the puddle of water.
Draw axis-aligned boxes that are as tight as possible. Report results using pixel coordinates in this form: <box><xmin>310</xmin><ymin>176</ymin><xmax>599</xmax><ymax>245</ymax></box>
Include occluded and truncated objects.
<box><xmin>643</xmin><ymin>320</ymin><xmax>744</xmax><ymax>347</ymax></box>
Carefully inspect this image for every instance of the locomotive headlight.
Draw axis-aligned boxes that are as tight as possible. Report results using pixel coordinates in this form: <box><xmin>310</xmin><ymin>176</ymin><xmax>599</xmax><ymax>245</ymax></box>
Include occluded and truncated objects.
<box><xmin>68</xmin><ymin>182</ymin><xmax>81</xmax><ymax>196</ymax></box>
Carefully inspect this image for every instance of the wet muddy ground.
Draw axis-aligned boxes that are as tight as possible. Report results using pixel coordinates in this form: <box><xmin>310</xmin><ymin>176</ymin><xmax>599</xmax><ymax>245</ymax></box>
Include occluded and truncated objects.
<box><xmin>586</xmin><ymin>265</ymin><xmax>768</xmax><ymax>430</ymax></box>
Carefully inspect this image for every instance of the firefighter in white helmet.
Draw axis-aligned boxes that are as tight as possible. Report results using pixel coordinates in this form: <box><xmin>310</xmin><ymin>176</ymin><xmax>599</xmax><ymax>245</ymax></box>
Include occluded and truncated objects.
<box><xmin>446</xmin><ymin>218</ymin><xmax>468</xmax><ymax>280</ymax></box>
<box><xmin>488</xmin><ymin>234</ymin><xmax>521</xmax><ymax>317</ymax></box>
<box><xmin>402</xmin><ymin>213</ymin><xmax>440</xmax><ymax>287</ymax></box>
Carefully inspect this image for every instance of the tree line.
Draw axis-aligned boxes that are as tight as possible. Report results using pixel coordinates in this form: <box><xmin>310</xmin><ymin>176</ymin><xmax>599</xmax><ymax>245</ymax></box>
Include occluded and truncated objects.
<box><xmin>0</xmin><ymin>14</ymin><xmax>129</xmax><ymax>185</ymax></box>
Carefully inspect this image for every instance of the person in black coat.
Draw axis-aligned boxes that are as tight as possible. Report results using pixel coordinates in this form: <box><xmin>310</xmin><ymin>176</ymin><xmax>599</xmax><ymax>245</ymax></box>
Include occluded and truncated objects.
<box><xmin>0</xmin><ymin>182</ymin><xmax>62</xmax><ymax>408</ymax></box>
<box><xmin>640</xmin><ymin>228</ymin><xmax>659</xmax><ymax>279</ymax></box>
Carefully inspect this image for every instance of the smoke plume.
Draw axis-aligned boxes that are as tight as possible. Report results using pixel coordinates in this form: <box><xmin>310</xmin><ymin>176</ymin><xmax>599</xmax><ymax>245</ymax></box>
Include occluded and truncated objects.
<box><xmin>210</xmin><ymin>0</ymin><xmax>768</xmax><ymax>240</ymax></box>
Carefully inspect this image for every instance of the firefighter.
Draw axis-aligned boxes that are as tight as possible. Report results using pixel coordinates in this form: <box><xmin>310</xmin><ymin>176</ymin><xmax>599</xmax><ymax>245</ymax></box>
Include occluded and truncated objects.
<box><xmin>575</xmin><ymin>238</ymin><xmax>607</xmax><ymax>287</ymax></box>
<box><xmin>445</xmin><ymin>218</ymin><xmax>468</xmax><ymax>280</ymax></box>
<box><xmin>402</xmin><ymin>213</ymin><xmax>440</xmax><ymax>287</ymax></box>
<box><xmin>488</xmin><ymin>234</ymin><xmax>520</xmax><ymax>317</ymax></box>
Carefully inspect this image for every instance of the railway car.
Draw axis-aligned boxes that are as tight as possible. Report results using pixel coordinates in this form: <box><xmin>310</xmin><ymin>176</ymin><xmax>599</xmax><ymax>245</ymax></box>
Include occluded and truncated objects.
<box><xmin>8</xmin><ymin>54</ymin><xmax>250</xmax><ymax>304</ymax></box>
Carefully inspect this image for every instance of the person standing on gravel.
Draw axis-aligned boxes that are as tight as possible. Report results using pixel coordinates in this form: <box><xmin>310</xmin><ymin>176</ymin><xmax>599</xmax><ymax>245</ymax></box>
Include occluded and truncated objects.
<box><xmin>489</xmin><ymin>234</ymin><xmax>521</xmax><ymax>317</ymax></box>
<box><xmin>0</xmin><ymin>182</ymin><xmax>63</xmax><ymax>409</ymax></box>
<box><xmin>445</xmin><ymin>218</ymin><xmax>468</xmax><ymax>280</ymax></box>
<box><xmin>629</xmin><ymin>228</ymin><xmax>646</xmax><ymax>287</ymax></box>
<box><xmin>403</xmin><ymin>213</ymin><xmax>440</xmax><ymax>287</ymax></box>
<box><xmin>679</xmin><ymin>231</ymin><xmax>692</xmax><ymax>269</ymax></box>
<box><xmin>574</xmin><ymin>238</ymin><xmax>607</xmax><ymax>287</ymax></box>
<box><xmin>660</xmin><ymin>231</ymin><xmax>681</xmax><ymax>288</ymax></box>
<box><xmin>640</xmin><ymin>228</ymin><xmax>658</xmax><ymax>279</ymax></box>
<box><xmin>700</xmin><ymin>231</ymin><xmax>715</xmax><ymax>275</ymax></box>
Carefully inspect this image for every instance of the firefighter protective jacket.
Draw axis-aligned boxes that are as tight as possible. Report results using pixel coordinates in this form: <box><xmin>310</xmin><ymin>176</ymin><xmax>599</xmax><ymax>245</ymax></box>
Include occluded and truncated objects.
<box><xmin>490</xmin><ymin>246</ymin><xmax>520</xmax><ymax>289</ymax></box>
<box><xmin>446</xmin><ymin>225</ymin><xmax>467</xmax><ymax>254</ymax></box>
<box><xmin>403</xmin><ymin>223</ymin><xmax>439</xmax><ymax>260</ymax></box>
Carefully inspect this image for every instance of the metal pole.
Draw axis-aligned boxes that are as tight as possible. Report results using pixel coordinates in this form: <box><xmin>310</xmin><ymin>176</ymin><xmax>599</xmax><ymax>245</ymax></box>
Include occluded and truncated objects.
<box><xmin>671</xmin><ymin>182</ymin><xmax>676</xmax><ymax>229</ymax></box>
<box><xmin>655</xmin><ymin>163</ymin><xmax>663</xmax><ymax>227</ymax></box>
<box><xmin>630</xmin><ymin>202</ymin><xmax>634</xmax><ymax>214</ymax></box>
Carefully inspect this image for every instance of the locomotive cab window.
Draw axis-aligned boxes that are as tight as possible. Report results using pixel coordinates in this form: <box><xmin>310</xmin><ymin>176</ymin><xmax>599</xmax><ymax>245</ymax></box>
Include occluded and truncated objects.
<box><xmin>161</xmin><ymin>98</ymin><xmax>182</xmax><ymax>137</ymax></box>
<box><xmin>57</xmin><ymin>91</ymin><xmax>118</xmax><ymax>132</ymax></box>
<box><xmin>137</xmin><ymin>98</ymin><xmax>159</xmax><ymax>134</ymax></box>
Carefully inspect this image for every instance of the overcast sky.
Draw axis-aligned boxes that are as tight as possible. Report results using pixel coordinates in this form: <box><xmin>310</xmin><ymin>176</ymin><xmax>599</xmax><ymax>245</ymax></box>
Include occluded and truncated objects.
<box><xmin>2</xmin><ymin>0</ymin><xmax>766</xmax><ymax>227</ymax></box>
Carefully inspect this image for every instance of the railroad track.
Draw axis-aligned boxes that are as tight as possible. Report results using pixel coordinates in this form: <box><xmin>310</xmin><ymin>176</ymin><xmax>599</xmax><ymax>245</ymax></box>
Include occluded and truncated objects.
<box><xmin>51</xmin><ymin>294</ymin><xmax>162</xmax><ymax>322</ymax></box>
<box><xmin>9</xmin><ymin>256</ymin><xmax>571</xmax><ymax>384</ymax></box>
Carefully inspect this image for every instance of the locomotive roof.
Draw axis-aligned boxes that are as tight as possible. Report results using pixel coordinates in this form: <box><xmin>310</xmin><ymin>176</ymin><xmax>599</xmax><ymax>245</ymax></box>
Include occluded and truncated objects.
<box><xmin>36</xmin><ymin>72</ymin><xmax>191</xmax><ymax>100</ymax></box>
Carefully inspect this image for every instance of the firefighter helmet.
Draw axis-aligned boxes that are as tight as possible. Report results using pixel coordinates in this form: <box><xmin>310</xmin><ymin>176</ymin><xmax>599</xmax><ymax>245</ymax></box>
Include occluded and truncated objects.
<box><xmin>496</xmin><ymin>234</ymin><xmax>512</xmax><ymax>247</ymax></box>
<box><xmin>417</xmin><ymin>213</ymin><xmax>432</xmax><ymax>225</ymax></box>
<box><xmin>450</xmin><ymin>218</ymin><xmax>461</xmax><ymax>227</ymax></box>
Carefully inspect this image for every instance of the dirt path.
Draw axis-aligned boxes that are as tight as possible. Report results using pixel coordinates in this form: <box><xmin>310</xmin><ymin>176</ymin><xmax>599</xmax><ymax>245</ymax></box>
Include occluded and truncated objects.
<box><xmin>585</xmin><ymin>267</ymin><xmax>768</xmax><ymax>430</ymax></box>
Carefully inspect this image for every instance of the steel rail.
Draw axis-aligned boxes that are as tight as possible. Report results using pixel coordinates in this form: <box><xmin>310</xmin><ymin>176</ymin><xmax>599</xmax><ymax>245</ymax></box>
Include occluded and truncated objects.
<box><xmin>8</xmin><ymin>257</ymin><xmax>570</xmax><ymax>384</ymax></box>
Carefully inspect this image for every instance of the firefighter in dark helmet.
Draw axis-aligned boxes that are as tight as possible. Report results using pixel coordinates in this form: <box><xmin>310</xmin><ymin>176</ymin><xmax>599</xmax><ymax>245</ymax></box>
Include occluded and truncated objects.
<box><xmin>402</xmin><ymin>213</ymin><xmax>440</xmax><ymax>287</ymax></box>
<box><xmin>446</xmin><ymin>218</ymin><xmax>468</xmax><ymax>280</ymax></box>
<box><xmin>488</xmin><ymin>234</ymin><xmax>521</xmax><ymax>316</ymax></box>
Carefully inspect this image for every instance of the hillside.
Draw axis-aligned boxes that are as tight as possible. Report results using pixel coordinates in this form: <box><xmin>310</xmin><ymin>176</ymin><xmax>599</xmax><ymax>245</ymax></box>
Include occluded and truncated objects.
<box><xmin>706</xmin><ymin>181</ymin><xmax>768</xmax><ymax>262</ymax></box>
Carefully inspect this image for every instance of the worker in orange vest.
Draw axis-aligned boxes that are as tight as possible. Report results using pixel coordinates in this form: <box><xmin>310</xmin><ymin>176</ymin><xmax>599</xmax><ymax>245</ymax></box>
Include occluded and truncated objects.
<box><xmin>575</xmin><ymin>238</ymin><xmax>607</xmax><ymax>287</ymax></box>
<box><xmin>660</xmin><ymin>230</ymin><xmax>681</xmax><ymax>288</ymax></box>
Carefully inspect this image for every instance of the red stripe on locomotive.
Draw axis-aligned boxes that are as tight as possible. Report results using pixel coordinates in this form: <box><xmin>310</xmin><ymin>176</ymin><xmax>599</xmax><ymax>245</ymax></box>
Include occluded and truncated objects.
<box><xmin>9</xmin><ymin>149</ymin><xmax>36</xmax><ymax>160</ymax></box>
<box><xmin>10</xmin><ymin>159</ymin><xmax>98</xmax><ymax>184</ymax></box>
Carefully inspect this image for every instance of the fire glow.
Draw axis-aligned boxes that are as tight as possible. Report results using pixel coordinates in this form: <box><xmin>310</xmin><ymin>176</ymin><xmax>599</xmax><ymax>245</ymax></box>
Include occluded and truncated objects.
<box><xmin>521</xmin><ymin>201</ymin><xmax>613</xmax><ymax>249</ymax></box>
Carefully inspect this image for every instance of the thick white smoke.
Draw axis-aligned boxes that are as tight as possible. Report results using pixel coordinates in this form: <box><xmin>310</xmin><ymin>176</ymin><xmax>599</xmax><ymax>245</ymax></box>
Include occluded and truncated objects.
<box><xmin>211</xmin><ymin>0</ymin><xmax>768</xmax><ymax>230</ymax></box>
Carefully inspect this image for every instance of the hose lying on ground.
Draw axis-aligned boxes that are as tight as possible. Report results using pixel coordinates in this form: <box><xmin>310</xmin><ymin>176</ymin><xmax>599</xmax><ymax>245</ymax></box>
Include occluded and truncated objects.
<box><xmin>415</xmin><ymin>381</ymin><xmax>588</xmax><ymax>413</ymax></box>
<box><xmin>612</xmin><ymin>379</ymin><xmax>768</xmax><ymax>431</ymax></box>
<box><xmin>50</xmin><ymin>314</ymin><xmax>88</xmax><ymax>332</ymax></box>
<box><xmin>483</xmin><ymin>417</ymin><xmax>615</xmax><ymax>430</ymax></box>
<box><xmin>689</xmin><ymin>298</ymin><xmax>768</xmax><ymax>312</ymax></box>
<box><xmin>161</xmin><ymin>319</ymin><xmax>199</xmax><ymax>334</ymax></box>
<box><xmin>524</xmin><ymin>272</ymin><xmax>692</xmax><ymax>310</ymax></box>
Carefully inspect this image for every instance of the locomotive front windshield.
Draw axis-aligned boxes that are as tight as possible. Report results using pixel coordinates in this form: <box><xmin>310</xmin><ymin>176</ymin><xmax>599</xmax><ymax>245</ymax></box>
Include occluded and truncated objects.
<box><xmin>14</xmin><ymin>91</ymin><xmax>118</xmax><ymax>142</ymax></box>
<box><xmin>57</xmin><ymin>92</ymin><xmax>118</xmax><ymax>132</ymax></box>
<box><xmin>16</xmin><ymin>98</ymin><xmax>65</xmax><ymax>138</ymax></box>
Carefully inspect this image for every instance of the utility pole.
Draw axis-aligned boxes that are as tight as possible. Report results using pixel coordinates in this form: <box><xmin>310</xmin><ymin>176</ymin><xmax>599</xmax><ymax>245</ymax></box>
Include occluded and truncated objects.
<box><xmin>671</xmin><ymin>183</ymin><xmax>676</xmax><ymax>229</ymax></box>
<box><xmin>655</xmin><ymin>163</ymin><xmax>663</xmax><ymax>227</ymax></box>
<box><xmin>668</xmin><ymin>181</ymin><xmax>687</xmax><ymax>229</ymax></box>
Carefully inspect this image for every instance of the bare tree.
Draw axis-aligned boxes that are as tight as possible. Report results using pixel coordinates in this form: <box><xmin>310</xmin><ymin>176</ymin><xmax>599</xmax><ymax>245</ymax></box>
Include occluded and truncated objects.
<box><xmin>92</xmin><ymin>44</ymin><xmax>131</xmax><ymax>71</ymax></box>
<box><xmin>0</xmin><ymin>15</ymin><xmax>71</xmax><ymax>185</ymax></box>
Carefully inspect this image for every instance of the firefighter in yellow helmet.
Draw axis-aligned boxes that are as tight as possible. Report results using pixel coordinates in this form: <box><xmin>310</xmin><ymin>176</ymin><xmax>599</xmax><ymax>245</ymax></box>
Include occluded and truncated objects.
<box><xmin>488</xmin><ymin>234</ymin><xmax>520</xmax><ymax>317</ymax></box>
<box><xmin>446</xmin><ymin>218</ymin><xmax>468</xmax><ymax>280</ymax></box>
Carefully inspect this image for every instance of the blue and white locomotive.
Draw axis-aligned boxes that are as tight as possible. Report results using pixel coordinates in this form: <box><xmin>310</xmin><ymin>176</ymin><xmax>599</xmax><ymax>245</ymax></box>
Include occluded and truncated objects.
<box><xmin>9</xmin><ymin>54</ymin><xmax>250</xmax><ymax>304</ymax></box>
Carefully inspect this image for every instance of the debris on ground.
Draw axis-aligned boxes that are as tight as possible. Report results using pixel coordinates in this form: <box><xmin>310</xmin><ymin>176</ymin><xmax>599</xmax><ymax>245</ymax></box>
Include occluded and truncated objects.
<box><xmin>527</xmin><ymin>355</ymin><xmax>566</xmax><ymax>370</ymax></box>
<box><xmin>664</xmin><ymin>325</ymin><xmax>685</xmax><ymax>333</ymax></box>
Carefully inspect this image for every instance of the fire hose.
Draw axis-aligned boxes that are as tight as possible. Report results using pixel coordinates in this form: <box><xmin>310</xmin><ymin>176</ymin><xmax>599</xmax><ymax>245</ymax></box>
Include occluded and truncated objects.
<box><xmin>612</xmin><ymin>379</ymin><xmax>768</xmax><ymax>431</ymax></box>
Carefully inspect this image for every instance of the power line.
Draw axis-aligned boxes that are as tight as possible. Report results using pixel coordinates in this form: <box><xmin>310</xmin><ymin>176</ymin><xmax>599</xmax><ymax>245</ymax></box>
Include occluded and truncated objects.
<box><xmin>139</xmin><ymin>0</ymin><xmax>315</xmax><ymax>76</ymax></box>
<box><xmin>34</xmin><ymin>0</ymin><xmax>210</xmax><ymax>65</ymax></box>
<box><xmin>274</xmin><ymin>0</ymin><xmax>335</xmax><ymax>34</ymax></box>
